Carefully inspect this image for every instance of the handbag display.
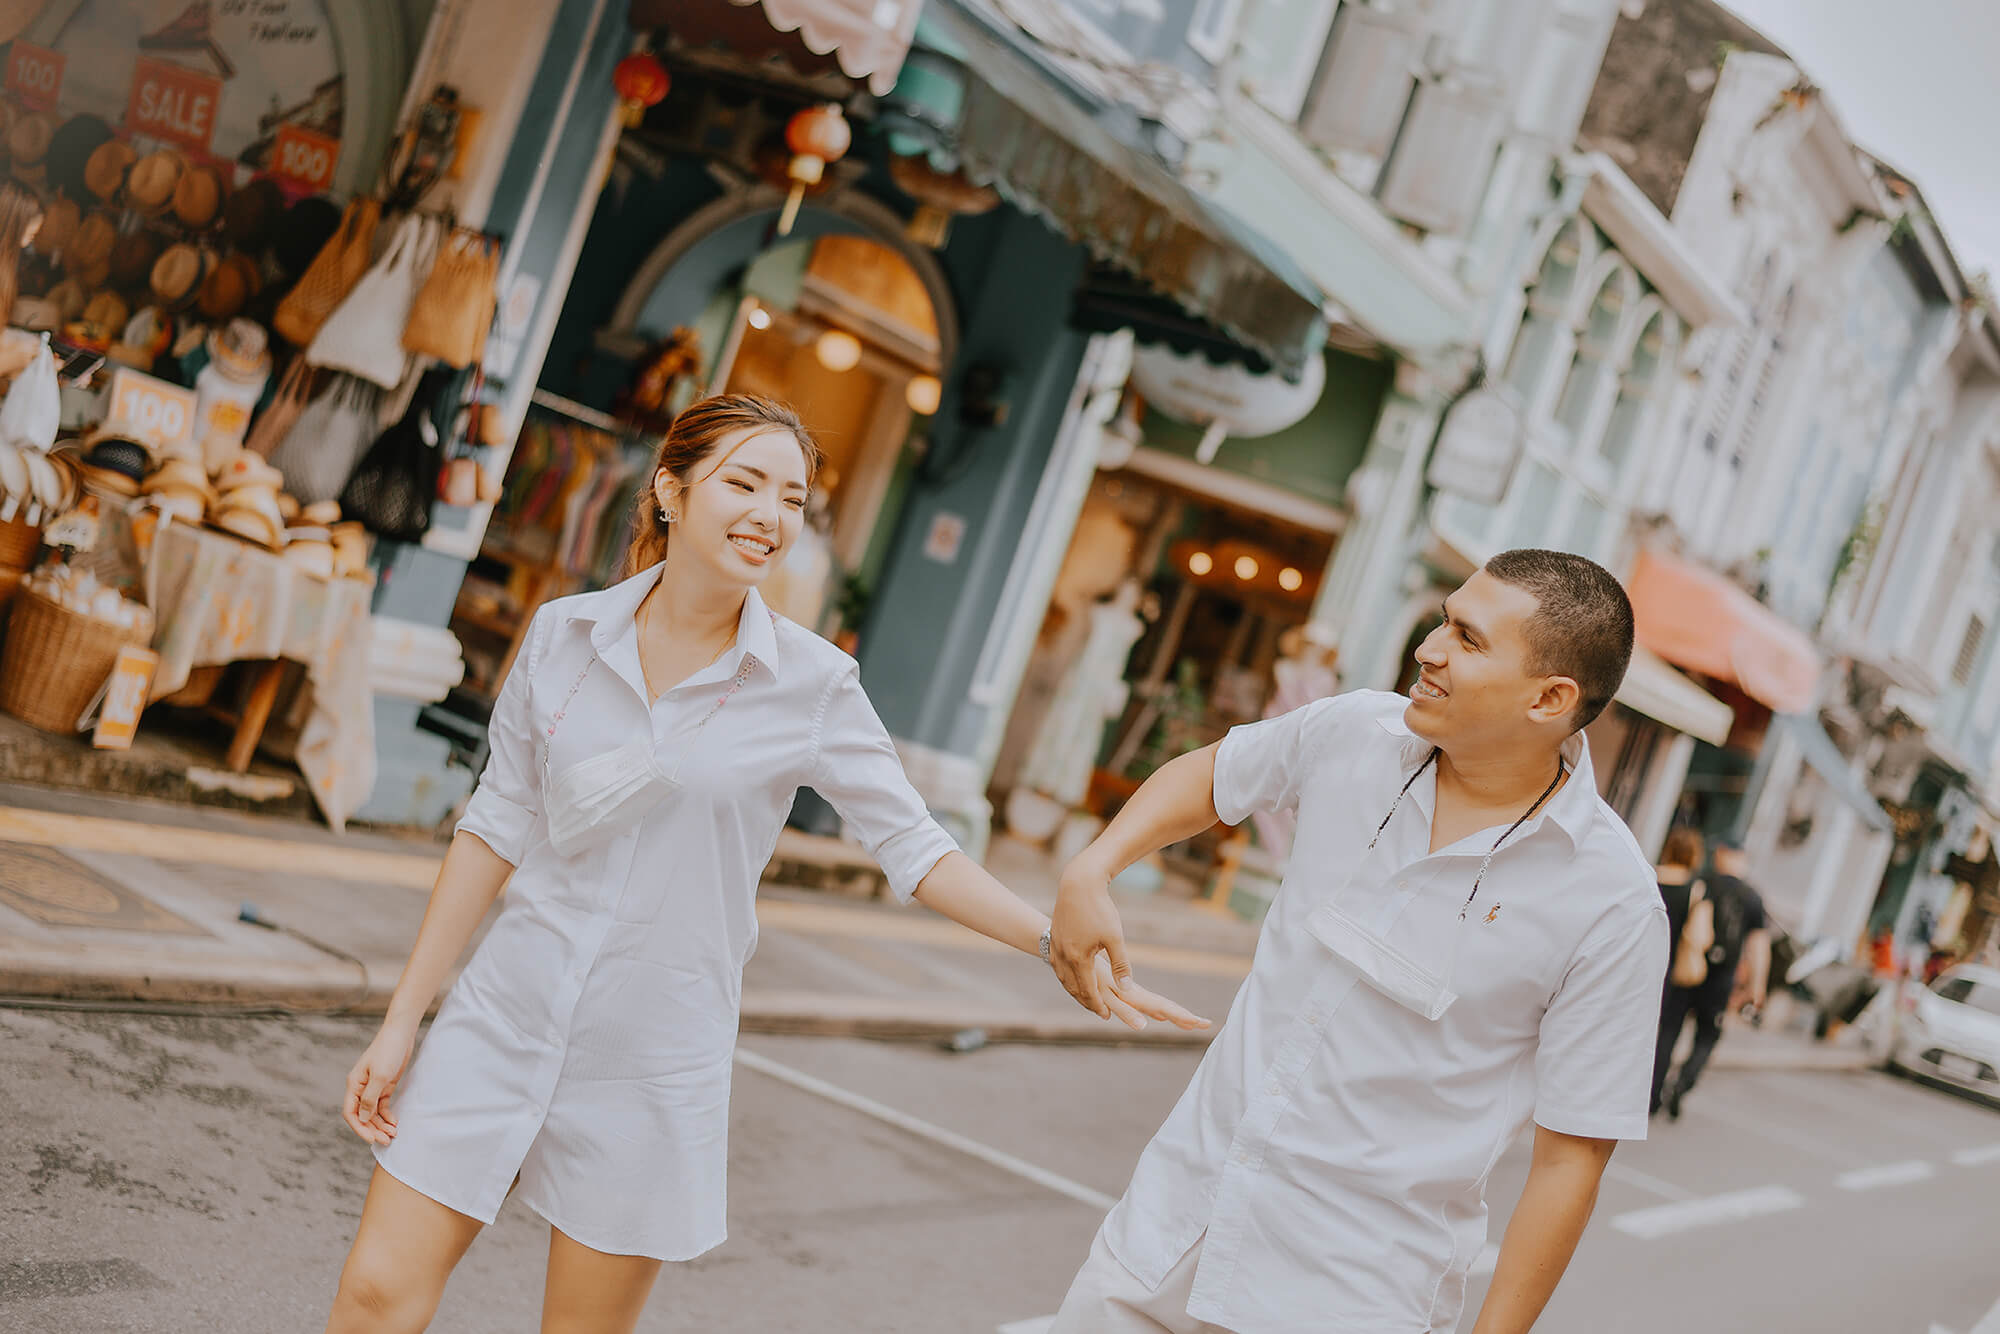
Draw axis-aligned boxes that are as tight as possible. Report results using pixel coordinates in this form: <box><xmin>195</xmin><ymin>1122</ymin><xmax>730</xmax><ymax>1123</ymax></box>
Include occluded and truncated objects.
<box><xmin>273</xmin><ymin>196</ymin><xmax>379</xmax><ymax>348</ymax></box>
<box><xmin>242</xmin><ymin>357</ymin><xmax>317</xmax><ymax>460</ymax></box>
<box><xmin>307</xmin><ymin>212</ymin><xmax>439</xmax><ymax>387</ymax></box>
<box><xmin>403</xmin><ymin>227</ymin><xmax>498</xmax><ymax>369</ymax></box>
<box><xmin>268</xmin><ymin>373</ymin><xmax>385</xmax><ymax>507</ymax></box>
<box><xmin>1671</xmin><ymin>880</ymin><xmax>1715</xmax><ymax>989</ymax></box>
<box><xmin>340</xmin><ymin>367</ymin><xmax>460</xmax><ymax>544</ymax></box>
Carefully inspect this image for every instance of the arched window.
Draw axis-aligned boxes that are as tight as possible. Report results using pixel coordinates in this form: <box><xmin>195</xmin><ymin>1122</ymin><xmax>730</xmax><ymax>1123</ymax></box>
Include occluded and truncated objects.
<box><xmin>1551</xmin><ymin>260</ymin><xmax>1638</xmax><ymax>448</ymax></box>
<box><xmin>1503</xmin><ymin>218</ymin><xmax>1587</xmax><ymax>404</ymax></box>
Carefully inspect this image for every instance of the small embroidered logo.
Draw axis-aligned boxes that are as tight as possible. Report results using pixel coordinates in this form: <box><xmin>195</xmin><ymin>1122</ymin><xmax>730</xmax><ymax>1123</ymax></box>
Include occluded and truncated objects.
<box><xmin>1484</xmin><ymin>904</ymin><xmax>1503</xmax><ymax>924</ymax></box>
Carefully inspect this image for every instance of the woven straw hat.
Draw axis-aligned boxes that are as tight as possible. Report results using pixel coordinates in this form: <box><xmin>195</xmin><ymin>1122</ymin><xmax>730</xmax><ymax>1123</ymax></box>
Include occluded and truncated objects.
<box><xmin>196</xmin><ymin>252</ymin><xmax>259</xmax><ymax>321</ymax></box>
<box><xmin>126</xmin><ymin>149</ymin><xmax>185</xmax><ymax>215</ymax></box>
<box><xmin>205</xmin><ymin>317</ymin><xmax>270</xmax><ymax>382</ymax></box>
<box><xmin>67</xmin><ymin>211</ymin><xmax>117</xmax><ymax>272</ymax></box>
<box><xmin>45</xmin><ymin>276</ymin><xmax>87</xmax><ymax>322</ymax></box>
<box><xmin>83</xmin><ymin>139</ymin><xmax>136</xmax><ymax>201</ymax></box>
<box><xmin>173</xmin><ymin>164</ymin><xmax>227</xmax><ymax>229</ymax></box>
<box><xmin>150</xmin><ymin>243</ymin><xmax>214</xmax><ymax>309</ymax></box>
<box><xmin>35</xmin><ymin>195</ymin><xmax>80</xmax><ymax>254</ymax></box>
<box><xmin>109</xmin><ymin>228</ymin><xmax>165</xmax><ymax>289</ymax></box>
<box><xmin>8</xmin><ymin>111</ymin><xmax>56</xmax><ymax>168</ymax></box>
<box><xmin>82</xmin><ymin>290</ymin><xmax>129</xmax><ymax>332</ymax></box>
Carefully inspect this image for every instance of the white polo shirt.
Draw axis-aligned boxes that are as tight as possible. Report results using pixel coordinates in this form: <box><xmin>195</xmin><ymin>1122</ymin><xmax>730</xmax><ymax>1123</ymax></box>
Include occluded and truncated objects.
<box><xmin>1099</xmin><ymin>690</ymin><xmax>1668</xmax><ymax>1334</ymax></box>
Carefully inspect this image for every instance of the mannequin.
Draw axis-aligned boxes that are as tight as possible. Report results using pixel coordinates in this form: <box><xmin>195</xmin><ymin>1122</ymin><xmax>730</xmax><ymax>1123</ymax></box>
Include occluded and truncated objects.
<box><xmin>1017</xmin><ymin>578</ymin><xmax>1148</xmax><ymax>808</ymax></box>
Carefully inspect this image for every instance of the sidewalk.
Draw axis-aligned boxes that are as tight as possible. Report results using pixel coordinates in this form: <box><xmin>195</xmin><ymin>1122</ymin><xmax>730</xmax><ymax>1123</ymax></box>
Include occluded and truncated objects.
<box><xmin>0</xmin><ymin>785</ymin><xmax>1876</xmax><ymax>1069</ymax></box>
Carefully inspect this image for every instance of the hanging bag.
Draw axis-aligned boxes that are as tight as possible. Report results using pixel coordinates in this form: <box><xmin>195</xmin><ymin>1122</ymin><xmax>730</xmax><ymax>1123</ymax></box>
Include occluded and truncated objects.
<box><xmin>242</xmin><ymin>357</ymin><xmax>317</xmax><ymax>460</ymax></box>
<box><xmin>340</xmin><ymin>367</ymin><xmax>460</xmax><ymax>543</ymax></box>
<box><xmin>308</xmin><ymin>213</ymin><xmax>438</xmax><ymax>388</ymax></box>
<box><xmin>273</xmin><ymin>196</ymin><xmax>379</xmax><ymax>348</ymax></box>
<box><xmin>268</xmin><ymin>374</ymin><xmax>385</xmax><ymax>507</ymax></box>
<box><xmin>1671</xmin><ymin>880</ymin><xmax>1715</xmax><ymax>989</ymax></box>
<box><xmin>403</xmin><ymin>228</ymin><xmax>497</xmax><ymax>368</ymax></box>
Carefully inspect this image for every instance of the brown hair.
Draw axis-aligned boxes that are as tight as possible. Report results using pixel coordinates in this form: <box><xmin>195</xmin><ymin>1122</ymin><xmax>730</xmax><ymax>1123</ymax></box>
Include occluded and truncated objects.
<box><xmin>1482</xmin><ymin>548</ymin><xmax>1635</xmax><ymax>732</ymax></box>
<box><xmin>1660</xmin><ymin>826</ymin><xmax>1705</xmax><ymax>872</ymax></box>
<box><xmin>625</xmin><ymin>393</ymin><xmax>825</xmax><ymax>576</ymax></box>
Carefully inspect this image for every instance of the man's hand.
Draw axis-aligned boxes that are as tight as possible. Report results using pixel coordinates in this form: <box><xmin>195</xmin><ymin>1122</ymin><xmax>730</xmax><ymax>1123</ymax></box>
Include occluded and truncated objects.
<box><xmin>1052</xmin><ymin>856</ymin><xmax>1210</xmax><ymax>1032</ymax></box>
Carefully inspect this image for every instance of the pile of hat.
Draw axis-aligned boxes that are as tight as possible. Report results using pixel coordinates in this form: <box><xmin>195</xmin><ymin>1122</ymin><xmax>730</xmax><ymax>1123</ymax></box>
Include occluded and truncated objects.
<box><xmin>2</xmin><ymin>104</ymin><xmax>344</xmax><ymax>390</ymax></box>
<box><xmin>124</xmin><ymin>442</ymin><xmax>368</xmax><ymax>580</ymax></box>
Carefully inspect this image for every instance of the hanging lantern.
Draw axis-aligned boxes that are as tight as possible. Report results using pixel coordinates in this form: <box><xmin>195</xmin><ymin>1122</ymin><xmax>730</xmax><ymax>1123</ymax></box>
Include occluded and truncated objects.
<box><xmin>887</xmin><ymin>154</ymin><xmax>998</xmax><ymax>248</ymax></box>
<box><xmin>612</xmin><ymin>53</ymin><xmax>670</xmax><ymax>128</ymax></box>
<box><xmin>778</xmin><ymin>103</ymin><xmax>852</xmax><ymax>236</ymax></box>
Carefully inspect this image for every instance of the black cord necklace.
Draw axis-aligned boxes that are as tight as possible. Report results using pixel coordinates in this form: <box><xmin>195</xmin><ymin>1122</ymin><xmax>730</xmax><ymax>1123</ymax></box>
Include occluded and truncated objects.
<box><xmin>1368</xmin><ymin>748</ymin><xmax>1567</xmax><ymax>920</ymax></box>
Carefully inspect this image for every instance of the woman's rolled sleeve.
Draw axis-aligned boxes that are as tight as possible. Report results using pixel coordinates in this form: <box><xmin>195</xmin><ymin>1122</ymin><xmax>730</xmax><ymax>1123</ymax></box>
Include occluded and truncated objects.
<box><xmin>456</xmin><ymin>609</ymin><xmax>549</xmax><ymax>866</ymax></box>
<box><xmin>810</xmin><ymin>663</ymin><xmax>959</xmax><ymax>902</ymax></box>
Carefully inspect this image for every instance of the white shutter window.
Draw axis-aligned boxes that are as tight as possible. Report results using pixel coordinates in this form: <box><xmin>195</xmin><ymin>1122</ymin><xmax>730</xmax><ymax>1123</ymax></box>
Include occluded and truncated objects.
<box><xmin>1238</xmin><ymin>0</ymin><xmax>1342</xmax><ymax>120</ymax></box>
<box><xmin>1298</xmin><ymin>5</ymin><xmax>1426</xmax><ymax>158</ymax></box>
<box><xmin>1448</xmin><ymin>0</ymin><xmax>1550</xmax><ymax>93</ymax></box>
<box><xmin>1377</xmin><ymin>78</ymin><xmax>1505</xmax><ymax>234</ymax></box>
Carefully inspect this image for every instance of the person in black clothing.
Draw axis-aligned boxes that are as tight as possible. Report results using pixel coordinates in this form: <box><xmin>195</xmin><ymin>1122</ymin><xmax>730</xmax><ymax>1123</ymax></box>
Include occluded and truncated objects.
<box><xmin>1653</xmin><ymin>839</ymin><xmax>1770</xmax><ymax>1119</ymax></box>
<box><xmin>1649</xmin><ymin>827</ymin><xmax>1704</xmax><ymax>1116</ymax></box>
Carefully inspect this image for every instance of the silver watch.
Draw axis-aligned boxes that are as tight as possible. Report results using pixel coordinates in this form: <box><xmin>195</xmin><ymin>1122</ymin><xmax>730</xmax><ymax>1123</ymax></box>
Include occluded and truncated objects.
<box><xmin>1038</xmin><ymin>925</ymin><xmax>1053</xmax><ymax>966</ymax></box>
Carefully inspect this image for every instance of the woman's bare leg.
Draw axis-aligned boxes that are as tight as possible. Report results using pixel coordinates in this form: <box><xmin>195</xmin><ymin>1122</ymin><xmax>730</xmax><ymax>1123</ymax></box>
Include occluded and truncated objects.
<box><xmin>540</xmin><ymin>1226</ymin><xmax>663</xmax><ymax>1334</ymax></box>
<box><xmin>325</xmin><ymin>1167</ymin><xmax>485</xmax><ymax>1333</ymax></box>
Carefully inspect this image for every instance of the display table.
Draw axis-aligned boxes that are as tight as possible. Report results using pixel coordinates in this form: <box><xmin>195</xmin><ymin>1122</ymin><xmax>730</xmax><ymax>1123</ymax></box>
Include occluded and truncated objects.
<box><xmin>144</xmin><ymin>522</ymin><xmax>376</xmax><ymax>830</ymax></box>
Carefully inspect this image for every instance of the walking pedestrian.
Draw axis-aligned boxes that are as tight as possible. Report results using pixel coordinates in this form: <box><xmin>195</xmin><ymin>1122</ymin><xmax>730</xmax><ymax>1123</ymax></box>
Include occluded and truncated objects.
<box><xmin>324</xmin><ymin>394</ymin><xmax>1205</xmax><ymax>1334</ymax></box>
<box><xmin>1655</xmin><ymin>839</ymin><xmax>1770</xmax><ymax>1120</ymax></box>
<box><xmin>1649</xmin><ymin>827</ymin><xmax>1708</xmax><ymax>1115</ymax></box>
<box><xmin>1047</xmin><ymin>550</ymin><xmax>1668</xmax><ymax>1334</ymax></box>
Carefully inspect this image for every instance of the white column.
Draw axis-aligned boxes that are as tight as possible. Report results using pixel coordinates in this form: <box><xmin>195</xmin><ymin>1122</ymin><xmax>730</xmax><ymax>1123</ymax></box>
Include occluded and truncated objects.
<box><xmin>1629</xmin><ymin>731</ymin><xmax>1696</xmax><ymax>861</ymax></box>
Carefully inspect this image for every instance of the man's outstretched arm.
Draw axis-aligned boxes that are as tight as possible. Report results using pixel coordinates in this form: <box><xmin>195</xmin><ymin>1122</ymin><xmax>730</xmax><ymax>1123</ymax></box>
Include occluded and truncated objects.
<box><xmin>1468</xmin><ymin>1125</ymin><xmax>1616</xmax><ymax>1334</ymax></box>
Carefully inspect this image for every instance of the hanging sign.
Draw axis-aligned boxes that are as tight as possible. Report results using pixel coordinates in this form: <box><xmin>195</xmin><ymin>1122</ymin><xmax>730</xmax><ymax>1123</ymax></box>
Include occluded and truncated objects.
<box><xmin>1128</xmin><ymin>343</ymin><xmax>1326</xmax><ymax>464</ymax></box>
<box><xmin>272</xmin><ymin>123</ymin><xmax>340</xmax><ymax>193</ymax></box>
<box><xmin>103</xmin><ymin>367</ymin><xmax>197</xmax><ymax>456</ymax></box>
<box><xmin>5</xmin><ymin>42</ymin><xmax>65</xmax><ymax>110</ymax></box>
<box><xmin>1424</xmin><ymin>385</ymin><xmax>1526</xmax><ymax>507</ymax></box>
<box><xmin>89</xmin><ymin>647</ymin><xmax>161</xmax><ymax>750</ymax></box>
<box><xmin>126</xmin><ymin>56</ymin><xmax>223</xmax><ymax>153</ymax></box>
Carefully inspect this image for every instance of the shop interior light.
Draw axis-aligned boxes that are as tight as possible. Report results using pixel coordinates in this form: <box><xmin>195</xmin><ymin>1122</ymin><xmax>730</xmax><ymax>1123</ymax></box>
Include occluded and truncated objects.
<box><xmin>746</xmin><ymin>306</ymin><xmax>772</xmax><ymax>331</ymax></box>
<box><xmin>1188</xmin><ymin>551</ymin><xmax>1213</xmax><ymax>576</ymax></box>
<box><xmin>815</xmin><ymin>329</ymin><xmax>862</xmax><ymax>373</ymax></box>
<box><xmin>1278</xmin><ymin>566</ymin><xmax>1303</xmax><ymax>591</ymax></box>
<box><xmin>905</xmin><ymin>373</ymin><xmax>942</xmax><ymax>415</ymax></box>
<box><xmin>1234</xmin><ymin>555</ymin><xmax>1259</xmax><ymax>581</ymax></box>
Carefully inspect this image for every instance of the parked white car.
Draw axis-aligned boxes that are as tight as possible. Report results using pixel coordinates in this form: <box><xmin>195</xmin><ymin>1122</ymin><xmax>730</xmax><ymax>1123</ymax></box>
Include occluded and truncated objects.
<box><xmin>1886</xmin><ymin>964</ymin><xmax>2000</xmax><ymax>1106</ymax></box>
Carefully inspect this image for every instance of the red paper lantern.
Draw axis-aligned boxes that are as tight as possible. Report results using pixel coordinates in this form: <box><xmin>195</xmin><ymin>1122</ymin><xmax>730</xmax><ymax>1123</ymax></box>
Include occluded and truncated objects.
<box><xmin>612</xmin><ymin>53</ymin><xmax>670</xmax><ymax>128</ymax></box>
<box><xmin>777</xmin><ymin>103</ymin><xmax>852</xmax><ymax>235</ymax></box>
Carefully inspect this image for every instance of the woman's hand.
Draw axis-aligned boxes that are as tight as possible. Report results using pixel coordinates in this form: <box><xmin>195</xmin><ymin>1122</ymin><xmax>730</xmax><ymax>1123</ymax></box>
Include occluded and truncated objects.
<box><xmin>343</xmin><ymin>1019</ymin><xmax>418</xmax><ymax>1146</ymax></box>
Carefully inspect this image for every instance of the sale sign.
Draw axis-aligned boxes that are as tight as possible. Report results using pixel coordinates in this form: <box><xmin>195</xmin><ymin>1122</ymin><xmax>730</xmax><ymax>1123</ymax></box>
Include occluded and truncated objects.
<box><xmin>104</xmin><ymin>367</ymin><xmax>197</xmax><ymax>456</ymax></box>
<box><xmin>5</xmin><ymin>41</ymin><xmax>65</xmax><ymax>109</ymax></box>
<box><xmin>91</xmin><ymin>647</ymin><xmax>160</xmax><ymax>749</ymax></box>
<box><xmin>272</xmin><ymin>124</ymin><xmax>340</xmax><ymax>193</ymax></box>
<box><xmin>125</xmin><ymin>56</ymin><xmax>222</xmax><ymax>153</ymax></box>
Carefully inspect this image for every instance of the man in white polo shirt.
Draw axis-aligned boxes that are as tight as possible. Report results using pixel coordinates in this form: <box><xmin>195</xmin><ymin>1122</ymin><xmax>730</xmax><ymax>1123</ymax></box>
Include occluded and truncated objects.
<box><xmin>1049</xmin><ymin>549</ymin><xmax>1668</xmax><ymax>1334</ymax></box>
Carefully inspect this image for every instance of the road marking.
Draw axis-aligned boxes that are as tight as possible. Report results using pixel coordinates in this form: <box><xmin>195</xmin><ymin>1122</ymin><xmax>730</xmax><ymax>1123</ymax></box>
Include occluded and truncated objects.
<box><xmin>733</xmin><ymin>1048</ymin><xmax>1118</xmax><ymax>1212</ymax></box>
<box><xmin>1604</xmin><ymin>1162</ymin><xmax>1693</xmax><ymax>1201</ymax></box>
<box><xmin>1834</xmin><ymin>1160</ymin><xmax>1935</xmax><ymax>1191</ymax></box>
<box><xmin>1952</xmin><ymin>1144</ymin><xmax>2000</xmax><ymax>1167</ymax></box>
<box><xmin>1608</xmin><ymin>1185</ymin><xmax>1805</xmax><ymax>1239</ymax></box>
<box><xmin>1681</xmin><ymin>1096</ymin><xmax>1864</xmax><ymax>1168</ymax></box>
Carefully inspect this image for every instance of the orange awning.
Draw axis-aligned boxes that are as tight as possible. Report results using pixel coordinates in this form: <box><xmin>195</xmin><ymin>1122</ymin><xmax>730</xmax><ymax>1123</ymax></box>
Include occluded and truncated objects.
<box><xmin>1626</xmin><ymin>548</ymin><xmax>1821</xmax><ymax>716</ymax></box>
<box><xmin>636</xmin><ymin>0</ymin><xmax>922</xmax><ymax>95</ymax></box>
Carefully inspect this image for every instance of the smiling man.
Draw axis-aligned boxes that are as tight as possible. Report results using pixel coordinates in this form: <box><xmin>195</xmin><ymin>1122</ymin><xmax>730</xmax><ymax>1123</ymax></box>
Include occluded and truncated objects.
<box><xmin>1049</xmin><ymin>549</ymin><xmax>1669</xmax><ymax>1334</ymax></box>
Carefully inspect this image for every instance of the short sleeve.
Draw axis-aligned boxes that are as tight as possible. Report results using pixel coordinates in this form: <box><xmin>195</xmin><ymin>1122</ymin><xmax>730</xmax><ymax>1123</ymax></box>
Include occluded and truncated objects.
<box><xmin>810</xmin><ymin>662</ymin><xmax>960</xmax><ymax>903</ymax></box>
<box><xmin>1534</xmin><ymin>902</ymin><xmax>1670</xmax><ymax>1141</ymax></box>
<box><xmin>456</xmin><ymin>608</ymin><xmax>550</xmax><ymax>866</ymax></box>
<box><xmin>1211</xmin><ymin>693</ymin><xmax>1367</xmax><ymax>827</ymax></box>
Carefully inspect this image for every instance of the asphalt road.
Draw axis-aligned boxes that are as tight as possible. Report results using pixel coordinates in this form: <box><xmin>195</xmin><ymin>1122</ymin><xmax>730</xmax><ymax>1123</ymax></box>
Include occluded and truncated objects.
<box><xmin>3</xmin><ymin>1005</ymin><xmax>1996</xmax><ymax>1333</ymax></box>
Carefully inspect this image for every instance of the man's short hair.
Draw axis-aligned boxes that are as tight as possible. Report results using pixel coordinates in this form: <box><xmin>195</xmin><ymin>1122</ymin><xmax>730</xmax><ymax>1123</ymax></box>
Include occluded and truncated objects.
<box><xmin>1483</xmin><ymin>548</ymin><xmax>1635</xmax><ymax>732</ymax></box>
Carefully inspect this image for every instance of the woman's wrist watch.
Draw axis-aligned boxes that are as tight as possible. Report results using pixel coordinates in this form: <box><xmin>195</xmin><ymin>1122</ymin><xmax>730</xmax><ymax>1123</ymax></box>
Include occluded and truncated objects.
<box><xmin>1038</xmin><ymin>924</ymin><xmax>1053</xmax><ymax>967</ymax></box>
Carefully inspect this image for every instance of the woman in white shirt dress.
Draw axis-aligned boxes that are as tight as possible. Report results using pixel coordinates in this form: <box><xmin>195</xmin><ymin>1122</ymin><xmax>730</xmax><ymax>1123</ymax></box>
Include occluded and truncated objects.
<box><xmin>323</xmin><ymin>394</ymin><xmax>1204</xmax><ymax>1334</ymax></box>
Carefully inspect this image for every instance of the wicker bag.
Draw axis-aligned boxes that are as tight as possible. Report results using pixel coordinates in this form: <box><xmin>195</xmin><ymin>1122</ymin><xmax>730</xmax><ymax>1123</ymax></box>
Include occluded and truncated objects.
<box><xmin>402</xmin><ymin>228</ymin><xmax>497</xmax><ymax>369</ymax></box>
<box><xmin>273</xmin><ymin>196</ymin><xmax>379</xmax><ymax>348</ymax></box>
<box><xmin>308</xmin><ymin>212</ymin><xmax>437</xmax><ymax>387</ymax></box>
<box><xmin>0</xmin><ymin>587</ymin><xmax>148</xmax><ymax>732</ymax></box>
<box><xmin>242</xmin><ymin>357</ymin><xmax>316</xmax><ymax>459</ymax></box>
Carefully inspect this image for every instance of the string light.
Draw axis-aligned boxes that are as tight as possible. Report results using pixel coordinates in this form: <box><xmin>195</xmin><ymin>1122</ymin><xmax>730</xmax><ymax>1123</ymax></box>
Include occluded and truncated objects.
<box><xmin>1279</xmin><ymin>566</ymin><xmax>1303</xmax><ymax>591</ymax></box>
<box><xmin>1188</xmin><ymin>551</ymin><xmax>1213</xmax><ymax>576</ymax></box>
<box><xmin>1234</xmin><ymin>555</ymin><xmax>1259</xmax><ymax>581</ymax></box>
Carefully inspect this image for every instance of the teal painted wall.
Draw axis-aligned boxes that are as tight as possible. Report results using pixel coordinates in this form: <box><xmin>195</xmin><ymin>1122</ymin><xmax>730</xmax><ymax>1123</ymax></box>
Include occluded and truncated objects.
<box><xmin>1141</xmin><ymin>348</ymin><xmax>1391</xmax><ymax>507</ymax></box>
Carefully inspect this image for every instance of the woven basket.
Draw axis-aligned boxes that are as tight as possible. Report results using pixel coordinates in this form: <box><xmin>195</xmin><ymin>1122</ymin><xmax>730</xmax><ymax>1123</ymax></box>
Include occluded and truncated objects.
<box><xmin>0</xmin><ymin>515</ymin><xmax>40</xmax><ymax>569</ymax></box>
<box><xmin>0</xmin><ymin>586</ymin><xmax>146</xmax><ymax>732</ymax></box>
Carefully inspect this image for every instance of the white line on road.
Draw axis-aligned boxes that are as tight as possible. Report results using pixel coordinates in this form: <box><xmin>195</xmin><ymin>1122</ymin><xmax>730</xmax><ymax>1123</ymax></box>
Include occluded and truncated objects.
<box><xmin>1608</xmin><ymin>1185</ymin><xmax>1806</xmax><ymax>1240</ymax></box>
<box><xmin>1952</xmin><ymin>1143</ymin><xmax>2000</xmax><ymax>1167</ymax></box>
<box><xmin>1834</xmin><ymin>1160</ymin><xmax>1935</xmax><ymax>1191</ymax></box>
<box><xmin>1972</xmin><ymin>1294</ymin><xmax>2000</xmax><ymax>1334</ymax></box>
<box><xmin>732</xmin><ymin>1048</ymin><xmax>1119</xmax><ymax>1213</ymax></box>
<box><xmin>1604</xmin><ymin>1162</ymin><xmax>1694</xmax><ymax>1201</ymax></box>
<box><xmin>997</xmin><ymin>1320</ymin><xmax>1055</xmax><ymax>1334</ymax></box>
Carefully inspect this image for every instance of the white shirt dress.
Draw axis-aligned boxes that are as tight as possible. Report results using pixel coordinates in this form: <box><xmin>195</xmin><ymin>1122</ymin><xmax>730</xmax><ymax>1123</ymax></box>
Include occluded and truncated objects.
<box><xmin>1089</xmin><ymin>690</ymin><xmax>1668</xmax><ymax>1333</ymax></box>
<box><xmin>375</xmin><ymin>567</ymin><xmax>958</xmax><ymax>1260</ymax></box>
